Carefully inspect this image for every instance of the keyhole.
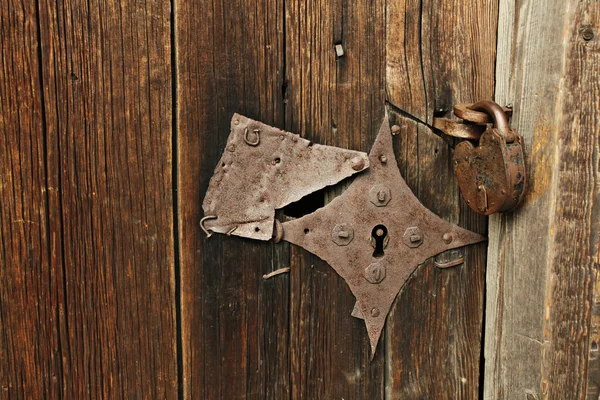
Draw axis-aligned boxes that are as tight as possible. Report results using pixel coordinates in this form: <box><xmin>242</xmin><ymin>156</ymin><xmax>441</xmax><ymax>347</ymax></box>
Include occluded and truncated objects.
<box><xmin>371</xmin><ymin>225</ymin><xmax>388</xmax><ymax>258</ymax></box>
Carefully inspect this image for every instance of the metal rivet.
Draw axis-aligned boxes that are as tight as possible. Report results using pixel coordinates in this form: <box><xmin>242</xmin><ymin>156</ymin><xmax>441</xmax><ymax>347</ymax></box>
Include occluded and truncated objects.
<box><xmin>371</xmin><ymin>308</ymin><xmax>380</xmax><ymax>317</ymax></box>
<box><xmin>403</xmin><ymin>227</ymin><xmax>423</xmax><ymax>248</ymax></box>
<box><xmin>351</xmin><ymin>156</ymin><xmax>365</xmax><ymax>171</ymax></box>
<box><xmin>442</xmin><ymin>233</ymin><xmax>453</xmax><ymax>244</ymax></box>
<box><xmin>391</xmin><ymin>125</ymin><xmax>401</xmax><ymax>135</ymax></box>
<box><xmin>332</xmin><ymin>224</ymin><xmax>354</xmax><ymax>246</ymax></box>
<box><xmin>369</xmin><ymin>184</ymin><xmax>391</xmax><ymax>206</ymax></box>
<box><xmin>233</xmin><ymin>119</ymin><xmax>239</xmax><ymax>125</ymax></box>
<box><xmin>365</xmin><ymin>262</ymin><xmax>386</xmax><ymax>284</ymax></box>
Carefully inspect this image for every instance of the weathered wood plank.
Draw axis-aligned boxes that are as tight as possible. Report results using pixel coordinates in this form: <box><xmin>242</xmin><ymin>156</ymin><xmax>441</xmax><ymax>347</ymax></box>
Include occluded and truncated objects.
<box><xmin>385</xmin><ymin>0</ymin><xmax>496</xmax><ymax>397</ymax></box>
<box><xmin>386</xmin><ymin>0</ymin><xmax>498</xmax><ymax>125</ymax></box>
<box><xmin>486</xmin><ymin>1</ymin><xmax>600</xmax><ymax>398</ymax></box>
<box><xmin>0</xmin><ymin>2</ymin><xmax>57</xmax><ymax>397</ymax></box>
<box><xmin>1</xmin><ymin>0</ymin><xmax>178</xmax><ymax>397</ymax></box>
<box><xmin>385</xmin><ymin>113</ymin><xmax>487</xmax><ymax>399</ymax></box>
<box><xmin>176</xmin><ymin>0</ymin><xmax>290</xmax><ymax>398</ymax></box>
<box><xmin>590</xmin><ymin>281</ymin><xmax>600</xmax><ymax>399</ymax></box>
<box><xmin>284</xmin><ymin>0</ymin><xmax>386</xmax><ymax>397</ymax></box>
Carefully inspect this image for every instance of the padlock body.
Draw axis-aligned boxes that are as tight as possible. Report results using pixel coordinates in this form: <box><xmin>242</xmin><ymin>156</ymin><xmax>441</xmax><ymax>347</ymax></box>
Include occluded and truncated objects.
<box><xmin>453</xmin><ymin>128</ymin><xmax>527</xmax><ymax>215</ymax></box>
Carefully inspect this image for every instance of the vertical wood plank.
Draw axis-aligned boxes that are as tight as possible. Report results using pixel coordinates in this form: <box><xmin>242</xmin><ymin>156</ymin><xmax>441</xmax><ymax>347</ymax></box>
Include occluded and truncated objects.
<box><xmin>284</xmin><ymin>0</ymin><xmax>387</xmax><ymax>398</ymax></box>
<box><xmin>487</xmin><ymin>1</ymin><xmax>600</xmax><ymax>399</ymax></box>
<box><xmin>385</xmin><ymin>0</ymin><xmax>497</xmax><ymax>398</ymax></box>
<box><xmin>0</xmin><ymin>2</ymin><xmax>57</xmax><ymax>397</ymax></box>
<box><xmin>386</xmin><ymin>0</ymin><xmax>498</xmax><ymax>125</ymax></box>
<box><xmin>546</xmin><ymin>3</ymin><xmax>599</xmax><ymax>395</ymax></box>
<box><xmin>176</xmin><ymin>0</ymin><xmax>290</xmax><ymax>398</ymax></box>
<box><xmin>1</xmin><ymin>0</ymin><xmax>178</xmax><ymax>397</ymax></box>
<box><xmin>386</xmin><ymin>115</ymin><xmax>487</xmax><ymax>399</ymax></box>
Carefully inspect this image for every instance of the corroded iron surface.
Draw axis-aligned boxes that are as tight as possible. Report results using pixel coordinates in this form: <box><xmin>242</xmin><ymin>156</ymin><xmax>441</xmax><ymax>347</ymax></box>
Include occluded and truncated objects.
<box><xmin>453</xmin><ymin>101</ymin><xmax>527</xmax><ymax>215</ymax></box>
<box><xmin>281</xmin><ymin>112</ymin><xmax>485</xmax><ymax>357</ymax></box>
<box><xmin>202</xmin><ymin>114</ymin><xmax>369</xmax><ymax>240</ymax></box>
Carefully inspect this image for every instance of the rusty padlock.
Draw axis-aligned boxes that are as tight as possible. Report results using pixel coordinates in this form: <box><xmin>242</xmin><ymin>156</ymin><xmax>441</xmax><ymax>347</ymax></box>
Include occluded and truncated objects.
<box><xmin>453</xmin><ymin>100</ymin><xmax>527</xmax><ymax>215</ymax></box>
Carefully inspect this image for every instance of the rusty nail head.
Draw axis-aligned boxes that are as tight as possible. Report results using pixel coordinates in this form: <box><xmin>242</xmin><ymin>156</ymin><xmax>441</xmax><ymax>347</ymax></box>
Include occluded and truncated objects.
<box><xmin>442</xmin><ymin>233</ymin><xmax>453</xmax><ymax>244</ymax></box>
<box><xmin>365</xmin><ymin>262</ymin><xmax>386</xmax><ymax>284</ymax></box>
<box><xmin>582</xmin><ymin>25</ymin><xmax>594</xmax><ymax>41</ymax></box>
<box><xmin>403</xmin><ymin>226</ymin><xmax>423</xmax><ymax>248</ymax></box>
<box><xmin>332</xmin><ymin>224</ymin><xmax>354</xmax><ymax>246</ymax></box>
<box><xmin>351</xmin><ymin>156</ymin><xmax>366</xmax><ymax>171</ymax></box>
<box><xmin>335</xmin><ymin>43</ymin><xmax>344</xmax><ymax>57</ymax></box>
<box><xmin>369</xmin><ymin>184</ymin><xmax>391</xmax><ymax>206</ymax></box>
<box><xmin>391</xmin><ymin>125</ymin><xmax>401</xmax><ymax>135</ymax></box>
<box><xmin>371</xmin><ymin>308</ymin><xmax>380</xmax><ymax>317</ymax></box>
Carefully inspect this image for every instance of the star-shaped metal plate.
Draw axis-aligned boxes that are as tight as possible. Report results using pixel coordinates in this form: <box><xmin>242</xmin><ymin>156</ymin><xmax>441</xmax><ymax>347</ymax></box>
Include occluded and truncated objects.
<box><xmin>281</xmin><ymin>112</ymin><xmax>485</xmax><ymax>356</ymax></box>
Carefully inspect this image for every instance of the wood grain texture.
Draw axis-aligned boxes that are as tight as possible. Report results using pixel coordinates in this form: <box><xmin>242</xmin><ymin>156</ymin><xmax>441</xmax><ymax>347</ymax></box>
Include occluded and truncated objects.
<box><xmin>546</xmin><ymin>1</ymin><xmax>599</xmax><ymax>397</ymax></box>
<box><xmin>384</xmin><ymin>0</ymin><xmax>496</xmax><ymax>397</ymax></box>
<box><xmin>385</xmin><ymin>113</ymin><xmax>487</xmax><ymax>399</ymax></box>
<box><xmin>589</xmin><ymin>280</ymin><xmax>600</xmax><ymax>399</ymax></box>
<box><xmin>1</xmin><ymin>0</ymin><xmax>177</xmax><ymax>398</ymax></box>
<box><xmin>0</xmin><ymin>2</ymin><xmax>55</xmax><ymax>397</ymax></box>
<box><xmin>176</xmin><ymin>0</ymin><xmax>290</xmax><ymax>398</ymax></box>
<box><xmin>486</xmin><ymin>1</ymin><xmax>600</xmax><ymax>399</ymax></box>
<box><xmin>386</xmin><ymin>0</ymin><xmax>498</xmax><ymax>125</ymax></box>
<box><xmin>284</xmin><ymin>0</ymin><xmax>386</xmax><ymax>398</ymax></box>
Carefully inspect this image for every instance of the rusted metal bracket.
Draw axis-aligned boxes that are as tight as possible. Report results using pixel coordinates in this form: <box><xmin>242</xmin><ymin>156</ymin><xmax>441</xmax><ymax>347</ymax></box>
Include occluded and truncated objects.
<box><xmin>201</xmin><ymin>111</ymin><xmax>485</xmax><ymax>358</ymax></box>
<box><xmin>202</xmin><ymin>114</ymin><xmax>369</xmax><ymax>240</ymax></box>
<box><xmin>280</xmin><ymin>112</ymin><xmax>485</xmax><ymax>357</ymax></box>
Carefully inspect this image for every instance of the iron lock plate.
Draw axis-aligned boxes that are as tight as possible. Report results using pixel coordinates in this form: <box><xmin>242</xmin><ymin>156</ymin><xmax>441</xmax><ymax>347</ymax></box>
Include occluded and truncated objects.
<box><xmin>202</xmin><ymin>110</ymin><xmax>485</xmax><ymax>357</ymax></box>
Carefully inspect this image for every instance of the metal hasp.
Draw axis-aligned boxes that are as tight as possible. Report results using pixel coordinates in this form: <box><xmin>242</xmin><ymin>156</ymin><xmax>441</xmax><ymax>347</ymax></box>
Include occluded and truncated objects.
<box><xmin>453</xmin><ymin>101</ymin><xmax>527</xmax><ymax>215</ymax></box>
<box><xmin>281</xmin><ymin>112</ymin><xmax>485</xmax><ymax>357</ymax></box>
<box><xmin>202</xmin><ymin>114</ymin><xmax>369</xmax><ymax>240</ymax></box>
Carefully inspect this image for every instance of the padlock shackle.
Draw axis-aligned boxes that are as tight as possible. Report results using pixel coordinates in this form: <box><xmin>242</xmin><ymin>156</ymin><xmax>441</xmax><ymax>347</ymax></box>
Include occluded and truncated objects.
<box><xmin>468</xmin><ymin>100</ymin><xmax>511</xmax><ymax>139</ymax></box>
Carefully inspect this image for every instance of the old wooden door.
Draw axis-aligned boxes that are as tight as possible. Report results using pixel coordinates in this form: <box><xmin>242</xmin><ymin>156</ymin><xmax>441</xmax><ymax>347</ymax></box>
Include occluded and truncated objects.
<box><xmin>1</xmin><ymin>0</ymin><xmax>597</xmax><ymax>398</ymax></box>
